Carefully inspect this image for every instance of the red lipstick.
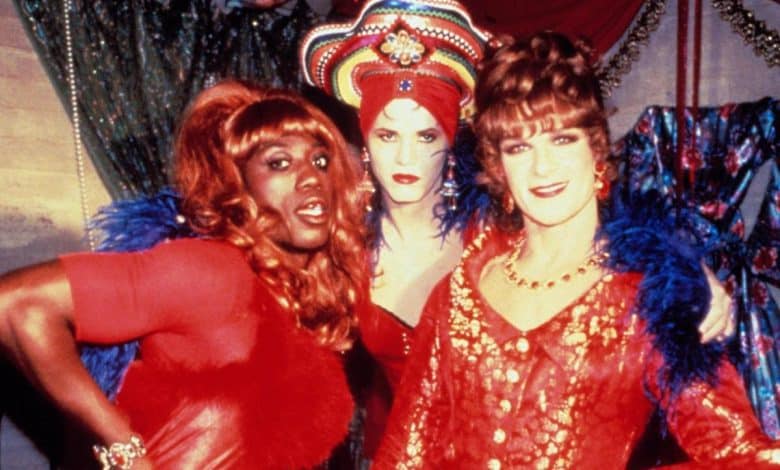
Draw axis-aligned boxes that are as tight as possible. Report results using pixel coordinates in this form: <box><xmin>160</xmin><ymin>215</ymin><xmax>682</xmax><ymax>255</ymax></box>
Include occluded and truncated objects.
<box><xmin>392</xmin><ymin>174</ymin><xmax>420</xmax><ymax>184</ymax></box>
<box><xmin>530</xmin><ymin>182</ymin><xmax>568</xmax><ymax>198</ymax></box>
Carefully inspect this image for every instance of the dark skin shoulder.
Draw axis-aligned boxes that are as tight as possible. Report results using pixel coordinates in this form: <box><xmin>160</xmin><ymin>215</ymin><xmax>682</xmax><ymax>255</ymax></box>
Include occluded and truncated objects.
<box><xmin>0</xmin><ymin>260</ymin><xmax>153</xmax><ymax>468</ymax></box>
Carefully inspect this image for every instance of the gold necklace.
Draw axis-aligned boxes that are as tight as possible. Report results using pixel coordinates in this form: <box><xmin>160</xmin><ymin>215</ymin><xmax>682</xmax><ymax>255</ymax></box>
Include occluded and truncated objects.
<box><xmin>502</xmin><ymin>239</ymin><xmax>609</xmax><ymax>289</ymax></box>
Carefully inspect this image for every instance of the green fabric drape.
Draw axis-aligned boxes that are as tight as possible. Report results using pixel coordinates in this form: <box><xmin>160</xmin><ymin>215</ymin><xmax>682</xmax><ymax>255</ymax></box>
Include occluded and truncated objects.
<box><xmin>13</xmin><ymin>0</ymin><xmax>322</xmax><ymax>198</ymax></box>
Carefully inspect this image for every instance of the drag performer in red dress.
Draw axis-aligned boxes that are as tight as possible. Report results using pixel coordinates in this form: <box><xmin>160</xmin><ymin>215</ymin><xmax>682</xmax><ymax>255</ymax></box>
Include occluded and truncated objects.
<box><xmin>374</xmin><ymin>32</ymin><xmax>779</xmax><ymax>468</ymax></box>
<box><xmin>301</xmin><ymin>0</ymin><xmax>492</xmax><ymax>457</ymax></box>
<box><xmin>0</xmin><ymin>80</ymin><xmax>367</xmax><ymax>469</ymax></box>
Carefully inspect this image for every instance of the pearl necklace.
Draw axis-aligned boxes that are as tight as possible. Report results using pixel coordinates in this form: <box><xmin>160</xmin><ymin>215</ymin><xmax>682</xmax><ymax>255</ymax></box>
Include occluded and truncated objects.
<box><xmin>502</xmin><ymin>239</ymin><xmax>609</xmax><ymax>289</ymax></box>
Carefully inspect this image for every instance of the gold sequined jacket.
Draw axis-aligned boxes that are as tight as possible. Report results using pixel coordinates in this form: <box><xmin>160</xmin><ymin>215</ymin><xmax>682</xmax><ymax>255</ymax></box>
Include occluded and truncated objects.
<box><xmin>373</xmin><ymin>228</ymin><xmax>779</xmax><ymax>469</ymax></box>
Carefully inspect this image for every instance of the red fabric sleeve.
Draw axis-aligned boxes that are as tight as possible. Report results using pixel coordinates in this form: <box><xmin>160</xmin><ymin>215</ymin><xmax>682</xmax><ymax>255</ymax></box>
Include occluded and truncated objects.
<box><xmin>60</xmin><ymin>239</ymin><xmax>249</xmax><ymax>344</ymax></box>
<box><xmin>373</xmin><ymin>275</ymin><xmax>454</xmax><ymax>469</ymax></box>
<box><xmin>646</xmin><ymin>352</ymin><xmax>780</xmax><ymax>466</ymax></box>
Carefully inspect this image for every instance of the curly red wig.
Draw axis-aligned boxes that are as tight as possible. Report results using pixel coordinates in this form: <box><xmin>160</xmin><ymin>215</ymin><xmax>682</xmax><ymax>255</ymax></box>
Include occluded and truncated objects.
<box><xmin>475</xmin><ymin>32</ymin><xmax>613</xmax><ymax>230</ymax></box>
<box><xmin>174</xmin><ymin>80</ymin><xmax>367</xmax><ymax>351</ymax></box>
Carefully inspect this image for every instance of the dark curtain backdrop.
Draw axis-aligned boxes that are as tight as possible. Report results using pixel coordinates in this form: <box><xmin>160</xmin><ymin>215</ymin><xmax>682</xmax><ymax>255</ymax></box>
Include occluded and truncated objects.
<box><xmin>13</xmin><ymin>0</ymin><xmax>322</xmax><ymax>199</ymax></box>
<box><xmin>13</xmin><ymin>0</ymin><xmax>647</xmax><ymax>200</ymax></box>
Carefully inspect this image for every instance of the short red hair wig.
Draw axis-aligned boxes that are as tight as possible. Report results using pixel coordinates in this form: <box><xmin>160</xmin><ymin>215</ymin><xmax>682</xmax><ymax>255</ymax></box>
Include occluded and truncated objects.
<box><xmin>475</xmin><ymin>32</ymin><xmax>612</xmax><ymax>230</ymax></box>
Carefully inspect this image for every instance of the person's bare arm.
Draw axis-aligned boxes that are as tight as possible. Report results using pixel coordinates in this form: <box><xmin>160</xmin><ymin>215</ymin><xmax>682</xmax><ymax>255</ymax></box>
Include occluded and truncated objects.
<box><xmin>0</xmin><ymin>260</ymin><xmax>143</xmax><ymax>455</ymax></box>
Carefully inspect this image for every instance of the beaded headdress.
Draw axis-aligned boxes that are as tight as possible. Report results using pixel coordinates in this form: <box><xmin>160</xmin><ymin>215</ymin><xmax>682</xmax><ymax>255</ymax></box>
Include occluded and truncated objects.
<box><xmin>300</xmin><ymin>0</ymin><xmax>490</xmax><ymax>141</ymax></box>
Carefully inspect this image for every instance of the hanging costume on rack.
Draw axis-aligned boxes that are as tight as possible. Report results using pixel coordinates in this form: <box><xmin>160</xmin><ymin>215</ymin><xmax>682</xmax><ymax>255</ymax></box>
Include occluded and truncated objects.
<box><xmin>612</xmin><ymin>97</ymin><xmax>780</xmax><ymax>438</ymax></box>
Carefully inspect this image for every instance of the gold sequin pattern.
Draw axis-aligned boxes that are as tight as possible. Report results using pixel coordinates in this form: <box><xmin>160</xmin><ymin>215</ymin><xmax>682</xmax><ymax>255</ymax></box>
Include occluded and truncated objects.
<box><xmin>377</xmin><ymin>229</ymin><xmax>779</xmax><ymax>468</ymax></box>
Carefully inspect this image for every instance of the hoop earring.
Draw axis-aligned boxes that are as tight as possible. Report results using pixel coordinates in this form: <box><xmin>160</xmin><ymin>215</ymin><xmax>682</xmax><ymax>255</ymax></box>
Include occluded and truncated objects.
<box><xmin>594</xmin><ymin>161</ymin><xmax>610</xmax><ymax>200</ymax></box>
<box><xmin>440</xmin><ymin>151</ymin><xmax>458</xmax><ymax>211</ymax></box>
<box><xmin>502</xmin><ymin>192</ymin><xmax>515</xmax><ymax>214</ymax></box>
<box><xmin>358</xmin><ymin>147</ymin><xmax>376</xmax><ymax>211</ymax></box>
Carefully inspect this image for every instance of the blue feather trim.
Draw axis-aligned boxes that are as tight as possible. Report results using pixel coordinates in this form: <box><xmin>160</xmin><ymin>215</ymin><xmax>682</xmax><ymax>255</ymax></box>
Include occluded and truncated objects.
<box><xmin>80</xmin><ymin>188</ymin><xmax>194</xmax><ymax>399</ymax></box>
<box><xmin>599</xmin><ymin>189</ymin><xmax>726</xmax><ymax>401</ymax></box>
<box><xmin>439</xmin><ymin>125</ymin><xmax>492</xmax><ymax>236</ymax></box>
<box><xmin>89</xmin><ymin>188</ymin><xmax>195</xmax><ymax>253</ymax></box>
<box><xmin>366</xmin><ymin>125</ymin><xmax>491</xmax><ymax>251</ymax></box>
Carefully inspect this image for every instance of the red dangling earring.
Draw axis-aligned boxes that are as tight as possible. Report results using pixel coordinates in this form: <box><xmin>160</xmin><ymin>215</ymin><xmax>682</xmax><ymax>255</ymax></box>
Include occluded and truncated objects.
<box><xmin>594</xmin><ymin>161</ymin><xmax>610</xmax><ymax>200</ymax></box>
<box><xmin>358</xmin><ymin>147</ymin><xmax>376</xmax><ymax>212</ymax></box>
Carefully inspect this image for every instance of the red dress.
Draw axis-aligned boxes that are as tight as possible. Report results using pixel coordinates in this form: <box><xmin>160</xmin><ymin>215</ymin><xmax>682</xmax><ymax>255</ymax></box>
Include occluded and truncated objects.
<box><xmin>61</xmin><ymin>238</ymin><xmax>353</xmax><ymax>469</ymax></box>
<box><xmin>357</xmin><ymin>220</ymin><xmax>488</xmax><ymax>458</ymax></box>
<box><xmin>357</xmin><ymin>301</ymin><xmax>414</xmax><ymax>456</ymax></box>
<box><xmin>374</xmin><ymin>228</ymin><xmax>779</xmax><ymax>469</ymax></box>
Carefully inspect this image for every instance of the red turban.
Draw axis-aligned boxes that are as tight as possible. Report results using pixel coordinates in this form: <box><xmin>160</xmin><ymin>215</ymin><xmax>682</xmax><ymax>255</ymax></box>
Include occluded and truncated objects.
<box><xmin>357</xmin><ymin>72</ymin><xmax>461</xmax><ymax>143</ymax></box>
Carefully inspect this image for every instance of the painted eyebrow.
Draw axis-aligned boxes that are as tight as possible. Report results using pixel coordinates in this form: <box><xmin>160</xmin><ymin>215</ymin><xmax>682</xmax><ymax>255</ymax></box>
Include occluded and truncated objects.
<box><xmin>500</xmin><ymin>137</ymin><xmax>527</xmax><ymax>144</ymax></box>
<box><xmin>308</xmin><ymin>145</ymin><xmax>328</xmax><ymax>155</ymax></box>
<box><xmin>256</xmin><ymin>142</ymin><xmax>288</xmax><ymax>153</ymax></box>
<box><xmin>550</xmin><ymin>127</ymin><xmax>579</xmax><ymax>134</ymax></box>
<box><xmin>256</xmin><ymin>139</ymin><xmax>326</xmax><ymax>153</ymax></box>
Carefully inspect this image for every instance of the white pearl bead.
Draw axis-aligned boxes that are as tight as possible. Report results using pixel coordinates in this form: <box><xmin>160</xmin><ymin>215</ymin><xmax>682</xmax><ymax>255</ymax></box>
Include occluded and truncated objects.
<box><xmin>64</xmin><ymin>0</ymin><xmax>95</xmax><ymax>251</ymax></box>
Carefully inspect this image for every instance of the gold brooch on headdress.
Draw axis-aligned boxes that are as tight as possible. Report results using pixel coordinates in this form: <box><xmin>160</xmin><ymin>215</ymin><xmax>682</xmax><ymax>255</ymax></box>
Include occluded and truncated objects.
<box><xmin>300</xmin><ymin>0</ymin><xmax>491</xmax><ymax>118</ymax></box>
<box><xmin>379</xmin><ymin>29</ymin><xmax>426</xmax><ymax>67</ymax></box>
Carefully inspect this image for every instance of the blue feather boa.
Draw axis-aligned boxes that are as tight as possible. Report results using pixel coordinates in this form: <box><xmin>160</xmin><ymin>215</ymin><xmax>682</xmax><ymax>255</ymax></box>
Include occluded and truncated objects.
<box><xmin>80</xmin><ymin>188</ymin><xmax>194</xmax><ymax>399</ymax></box>
<box><xmin>599</xmin><ymin>189</ymin><xmax>726</xmax><ymax>401</ymax></box>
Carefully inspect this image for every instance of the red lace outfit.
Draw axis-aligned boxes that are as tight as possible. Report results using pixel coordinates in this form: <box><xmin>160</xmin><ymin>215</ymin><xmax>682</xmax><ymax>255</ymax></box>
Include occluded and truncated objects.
<box><xmin>374</xmin><ymin>228</ymin><xmax>779</xmax><ymax>469</ymax></box>
<box><xmin>62</xmin><ymin>238</ymin><xmax>353</xmax><ymax>469</ymax></box>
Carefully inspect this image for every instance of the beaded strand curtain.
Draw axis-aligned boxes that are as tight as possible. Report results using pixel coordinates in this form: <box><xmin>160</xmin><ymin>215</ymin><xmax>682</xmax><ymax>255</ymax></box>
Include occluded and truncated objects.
<box><xmin>12</xmin><ymin>0</ymin><xmax>322</xmax><ymax>199</ymax></box>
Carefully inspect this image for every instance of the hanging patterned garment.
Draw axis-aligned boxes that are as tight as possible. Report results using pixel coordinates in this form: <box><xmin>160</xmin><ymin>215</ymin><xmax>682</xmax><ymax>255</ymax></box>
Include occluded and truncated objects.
<box><xmin>611</xmin><ymin>97</ymin><xmax>780</xmax><ymax>437</ymax></box>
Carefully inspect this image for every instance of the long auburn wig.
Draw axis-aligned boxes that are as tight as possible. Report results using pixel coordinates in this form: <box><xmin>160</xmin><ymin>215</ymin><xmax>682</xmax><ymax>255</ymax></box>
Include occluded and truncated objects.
<box><xmin>475</xmin><ymin>32</ymin><xmax>613</xmax><ymax>230</ymax></box>
<box><xmin>174</xmin><ymin>80</ymin><xmax>367</xmax><ymax>351</ymax></box>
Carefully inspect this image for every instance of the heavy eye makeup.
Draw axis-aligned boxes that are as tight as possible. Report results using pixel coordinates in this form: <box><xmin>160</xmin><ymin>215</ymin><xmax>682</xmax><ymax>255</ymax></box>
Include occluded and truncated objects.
<box><xmin>374</xmin><ymin>129</ymin><xmax>398</xmax><ymax>143</ymax></box>
<box><xmin>499</xmin><ymin>139</ymin><xmax>531</xmax><ymax>156</ymax></box>
<box><xmin>263</xmin><ymin>150</ymin><xmax>292</xmax><ymax>171</ymax></box>
<box><xmin>418</xmin><ymin>129</ymin><xmax>441</xmax><ymax>143</ymax></box>
<box><xmin>246</xmin><ymin>143</ymin><xmax>291</xmax><ymax>172</ymax></box>
<box><xmin>311</xmin><ymin>150</ymin><xmax>330</xmax><ymax>170</ymax></box>
<box><xmin>252</xmin><ymin>144</ymin><xmax>330</xmax><ymax>172</ymax></box>
<box><xmin>372</xmin><ymin>128</ymin><xmax>441</xmax><ymax>144</ymax></box>
<box><xmin>550</xmin><ymin>130</ymin><xmax>581</xmax><ymax>145</ymax></box>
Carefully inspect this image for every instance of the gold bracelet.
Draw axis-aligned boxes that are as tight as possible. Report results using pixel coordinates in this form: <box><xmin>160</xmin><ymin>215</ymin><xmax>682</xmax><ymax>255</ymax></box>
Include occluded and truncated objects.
<box><xmin>92</xmin><ymin>435</ymin><xmax>147</xmax><ymax>469</ymax></box>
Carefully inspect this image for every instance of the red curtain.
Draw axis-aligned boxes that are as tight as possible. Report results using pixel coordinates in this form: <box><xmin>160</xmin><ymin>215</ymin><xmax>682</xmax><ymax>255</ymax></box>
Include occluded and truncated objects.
<box><xmin>331</xmin><ymin>0</ymin><xmax>646</xmax><ymax>54</ymax></box>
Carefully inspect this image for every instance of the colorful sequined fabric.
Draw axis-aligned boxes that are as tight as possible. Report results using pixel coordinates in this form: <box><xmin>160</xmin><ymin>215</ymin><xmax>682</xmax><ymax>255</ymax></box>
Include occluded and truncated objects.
<box><xmin>299</xmin><ymin>0</ymin><xmax>490</xmax><ymax>121</ymax></box>
<box><xmin>374</xmin><ymin>228</ymin><xmax>778</xmax><ymax>469</ymax></box>
<box><xmin>612</xmin><ymin>98</ymin><xmax>780</xmax><ymax>437</ymax></box>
